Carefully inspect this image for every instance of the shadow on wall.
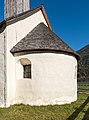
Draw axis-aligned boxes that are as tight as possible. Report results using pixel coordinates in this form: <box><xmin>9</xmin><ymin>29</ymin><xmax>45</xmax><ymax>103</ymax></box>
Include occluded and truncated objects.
<box><xmin>0</xmin><ymin>21</ymin><xmax>6</xmax><ymax>33</ymax></box>
<box><xmin>67</xmin><ymin>96</ymin><xmax>89</xmax><ymax>120</ymax></box>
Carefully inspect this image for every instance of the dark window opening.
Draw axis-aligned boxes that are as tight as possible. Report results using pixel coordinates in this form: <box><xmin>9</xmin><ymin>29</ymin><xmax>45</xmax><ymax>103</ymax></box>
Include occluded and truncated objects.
<box><xmin>23</xmin><ymin>64</ymin><xmax>31</xmax><ymax>78</ymax></box>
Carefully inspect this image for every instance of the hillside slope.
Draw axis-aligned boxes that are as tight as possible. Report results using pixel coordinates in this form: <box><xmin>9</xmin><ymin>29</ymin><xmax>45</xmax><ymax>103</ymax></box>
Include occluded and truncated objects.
<box><xmin>77</xmin><ymin>44</ymin><xmax>89</xmax><ymax>82</ymax></box>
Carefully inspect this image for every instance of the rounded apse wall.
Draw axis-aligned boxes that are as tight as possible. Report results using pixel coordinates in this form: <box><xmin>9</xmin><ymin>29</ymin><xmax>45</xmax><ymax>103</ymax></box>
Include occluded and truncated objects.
<box><xmin>15</xmin><ymin>53</ymin><xmax>77</xmax><ymax>105</ymax></box>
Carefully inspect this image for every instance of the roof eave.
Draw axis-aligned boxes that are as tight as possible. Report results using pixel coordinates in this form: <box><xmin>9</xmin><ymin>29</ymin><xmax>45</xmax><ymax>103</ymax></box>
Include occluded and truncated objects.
<box><xmin>40</xmin><ymin>6</ymin><xmax>52</xmax><ymax>30</ymax></box>
<box><xmin>10</xmin><ymin>49</ymin><xmax>80</xmax><ymax>61</ymax></box>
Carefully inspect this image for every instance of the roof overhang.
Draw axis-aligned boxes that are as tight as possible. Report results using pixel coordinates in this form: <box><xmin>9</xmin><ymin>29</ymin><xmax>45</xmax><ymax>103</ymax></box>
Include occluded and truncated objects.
<box><xmin>11</xmin><ymin>49</ymin><xmax>80</xmax><ymax>61</ymax></box>
<box><xmin>0</xmin><ymin>5</ymin><xmax>52</xmax><ymax>30</ymax></box>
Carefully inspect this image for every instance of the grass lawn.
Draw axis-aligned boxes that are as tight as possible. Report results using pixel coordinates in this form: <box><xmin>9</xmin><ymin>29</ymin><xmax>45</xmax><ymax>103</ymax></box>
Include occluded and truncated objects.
<box><xmin>78</xmin><ymin>84</ymin><xmax>89</xmax><ymax>93</ymax></box>
<box><xmin>0</xmin><ymin>93</ymin><xmax>89</xmax><ymax>120</ymax></box>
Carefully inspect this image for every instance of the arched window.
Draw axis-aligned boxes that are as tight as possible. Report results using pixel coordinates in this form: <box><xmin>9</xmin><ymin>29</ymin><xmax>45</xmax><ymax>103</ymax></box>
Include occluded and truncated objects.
<box><xmin>20</xmin><ymin>58</ymin><xmax>32</xmax><ymax>79</ymax></box>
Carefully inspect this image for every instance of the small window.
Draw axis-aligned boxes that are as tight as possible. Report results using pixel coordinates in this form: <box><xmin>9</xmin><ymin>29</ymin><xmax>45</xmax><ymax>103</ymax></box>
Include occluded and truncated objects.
<box><xmin>23</xmin><ymin>64</ymin><xmax>31</xmax><ymax>78</ymax></box>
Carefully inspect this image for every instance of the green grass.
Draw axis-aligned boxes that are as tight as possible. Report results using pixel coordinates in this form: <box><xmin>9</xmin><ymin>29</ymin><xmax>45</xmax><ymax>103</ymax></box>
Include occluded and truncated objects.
<box><xmin>78</xmin><ymin>84</ymin><xmax>89</xmax><ymax>93</ymax></box>
<box><xmin>0</xmin><ymin>93</ymin><xmax>89</xmax><ymax>120</ymax></box>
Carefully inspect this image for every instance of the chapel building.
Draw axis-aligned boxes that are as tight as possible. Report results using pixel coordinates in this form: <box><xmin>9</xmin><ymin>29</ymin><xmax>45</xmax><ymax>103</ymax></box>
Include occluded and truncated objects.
<box><xmin>0</xmin><ymin>0</ymin><xmax>79</xmax><ymax>107</ymax></box>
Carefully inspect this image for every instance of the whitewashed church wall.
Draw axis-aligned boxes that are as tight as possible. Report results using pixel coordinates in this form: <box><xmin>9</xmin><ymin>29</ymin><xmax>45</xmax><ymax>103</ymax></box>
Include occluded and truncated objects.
<box><xmin>7</xmin><ymin>10</ymin><xmax>48</xmax><ymax>48</ymax></box>
<box><xmin>0</xmin><ymin>29</ymin><xmax>6</xmax><ymax>107</ymax></box>
<box><xmin>6</xmin><ymin>10</ymin><xmax>48</xmax><ymax>106</ymax></box>
<box><xmin>15</xmin><ymin>53</ymin><xmax>77</xmax><ymax>105</ymax></box>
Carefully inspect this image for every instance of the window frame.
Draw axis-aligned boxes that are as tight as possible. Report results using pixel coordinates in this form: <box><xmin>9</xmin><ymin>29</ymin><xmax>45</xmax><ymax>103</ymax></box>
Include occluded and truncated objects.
<box><xmin>23</xmin><ymin>64</ymin><xmax>31</xmax><ymax>79</ymax></box>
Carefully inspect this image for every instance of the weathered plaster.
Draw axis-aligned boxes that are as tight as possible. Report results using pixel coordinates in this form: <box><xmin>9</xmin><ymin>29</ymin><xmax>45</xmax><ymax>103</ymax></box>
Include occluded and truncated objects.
<box><xmin>15</xmin><ymin>53</ymin><xmax>77</xmax><ymax>105</ymax></box>
<box><xmin>6</xmin><ymin>10</ymin><xmax>48</xmax><ymax>107</ymax></box>
<box><xmin>0</xmin><ymin>28</ymin><xmax>6</xmax><ymax>107</ymax></box>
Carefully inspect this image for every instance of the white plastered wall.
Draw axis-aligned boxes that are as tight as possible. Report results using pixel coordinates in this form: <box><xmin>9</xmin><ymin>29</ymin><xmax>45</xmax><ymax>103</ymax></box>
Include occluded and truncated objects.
<box><xmin>0</xmin><ymin>29</ymin><xmax>6</xmax><ymax>107</ymax></box>
<box><xmin>6</xmin><ymin>10</ymin><xmax>48</xmax><ymax>106</ymax></box>
<box><xmin>15</xmin><ymin>53</ymin><xmax>77</xmax><ymax>105</ymax></box>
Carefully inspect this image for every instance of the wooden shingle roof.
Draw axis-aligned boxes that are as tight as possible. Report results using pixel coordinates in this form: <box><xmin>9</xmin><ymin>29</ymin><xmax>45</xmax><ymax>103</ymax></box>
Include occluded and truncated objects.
<box><xmin>10</xmin><ymin>23</ymin><xmax>80</xmax><ymax>60</ymax></box>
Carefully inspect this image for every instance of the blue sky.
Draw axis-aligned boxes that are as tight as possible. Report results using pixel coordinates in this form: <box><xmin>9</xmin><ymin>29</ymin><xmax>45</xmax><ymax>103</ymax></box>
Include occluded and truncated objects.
<box><xmin>0</xmin><ymin>0</ymin><xmax>89</xmax><ymax>51</ymax></box>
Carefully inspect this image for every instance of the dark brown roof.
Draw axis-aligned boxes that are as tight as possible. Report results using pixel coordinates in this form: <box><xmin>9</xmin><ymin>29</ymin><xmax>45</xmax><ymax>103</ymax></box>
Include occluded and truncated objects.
<box><xmin>10</xmin><ymin>23</ymin><xmax>80</xmax><ymax>60</ymax></box>
<box><xmin>0</xmin><ymin>5</ymin><xmax>52</xmax><ymax>30</ymax></box>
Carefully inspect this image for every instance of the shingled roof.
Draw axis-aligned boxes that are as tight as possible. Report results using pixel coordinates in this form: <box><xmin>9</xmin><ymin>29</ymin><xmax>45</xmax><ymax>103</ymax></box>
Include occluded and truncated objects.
<box><xmin>10</xmin><ymin>23</ymin><xmax>80</xmax><ymax>60</ymax></box>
